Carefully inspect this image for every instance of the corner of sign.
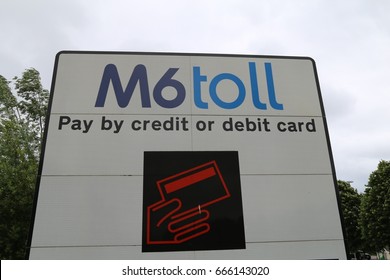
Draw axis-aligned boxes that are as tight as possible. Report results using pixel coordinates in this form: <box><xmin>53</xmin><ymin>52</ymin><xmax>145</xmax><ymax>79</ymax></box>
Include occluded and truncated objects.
<box><xmin>304</xmin><ymin>56</ymin><xmax>317</xmax><ymax>66</ymax></box>
<box><xmin>55</xmin><ymin>51</ymin><xmax>65</xmax><ymax>62</ymax></box>
<box><xmin>55</xmin><ymin>50</ymin><xmax>78</xmax><ymax>60</ymax></box>
<box><xmin>56</xmin><ymin>50</ymin><xmax>68</xmax><ymax>57</ymax></box>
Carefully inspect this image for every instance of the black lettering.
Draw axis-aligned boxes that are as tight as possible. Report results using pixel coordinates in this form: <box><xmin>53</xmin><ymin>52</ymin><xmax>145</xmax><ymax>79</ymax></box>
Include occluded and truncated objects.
<box><xmin>58</xmin><ymin>116</ymin><xmax>71</xmax><ymax>130</ymax></box>
<box><xmin>151</xmin><ymin>120</ymin><xmax>161</xmax><ymax>130</ymax></box>
<box><xmin>131</xmin><ymin>120</ymin><xmax>142</xmax><ymax>131</ymax></box>
<box><xmin>101</xmin><ymin>116</ymin><xmax>112</xmax><ymax>130</ymax></box>
<box><xmin>234</xmin><ymin>121</ymin><xmax>244</xmax><ymax>131</ymax></box>
<box><xmin>222</xmin><ymin>117</ymin><xmax>233</xmax><ymax>131</ymax></box>
<box><xmin>307</xmin><ymin>118</ymin><xmax>316</xmax><ymax>132</ymax></box>
<box><xmin>277</xmin><ymin>121</ymin><xmax>287</xmax><ymax>132</ymax></box>
<box><xmin>196</xmin><ymin>120</ymin><xmax>207</xmax><ymax>131</ymax></box>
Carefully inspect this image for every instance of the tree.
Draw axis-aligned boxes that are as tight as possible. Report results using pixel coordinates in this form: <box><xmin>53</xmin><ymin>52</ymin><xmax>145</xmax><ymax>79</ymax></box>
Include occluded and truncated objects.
<box><xmin>360</xmin><ymin>160</ymin><xmax>390</xmax><ymax>252</ymax></box>
<box><xmin>337</xmin><ymin>180</ymin><xmax>363</xmax><ymax>253</ymax></box>
<box><xmin>0</xmin><ymin>69</ymin><xmax>48</xmax><ymax>259</ymax></box>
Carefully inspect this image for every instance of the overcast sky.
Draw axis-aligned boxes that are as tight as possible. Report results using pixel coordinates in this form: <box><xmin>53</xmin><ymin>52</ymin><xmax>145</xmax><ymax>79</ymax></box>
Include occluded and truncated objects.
<box><xmin>1</xmin><ymin>0</ymin><xmax>389</xmax><ymax>192</ymax></box>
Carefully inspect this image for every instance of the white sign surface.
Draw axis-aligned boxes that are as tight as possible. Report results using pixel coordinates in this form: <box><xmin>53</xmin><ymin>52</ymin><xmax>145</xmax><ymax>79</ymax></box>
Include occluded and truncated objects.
<box><xmin>27</xmin><ymin>52</ymin><xmax>347</xmax><ymax>259</ymax></box>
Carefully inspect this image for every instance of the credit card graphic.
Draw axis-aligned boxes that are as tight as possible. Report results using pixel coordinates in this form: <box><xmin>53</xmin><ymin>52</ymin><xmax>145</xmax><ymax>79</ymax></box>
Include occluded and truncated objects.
<box><xmin>156</xmin><ymin>161</ymin><xmax>231</xmax><ymax>216</ymax></box>
<box><xmin>142</xmin><ymin>151</ymin><xmax>245</xmax><ymax>252</ymax></box>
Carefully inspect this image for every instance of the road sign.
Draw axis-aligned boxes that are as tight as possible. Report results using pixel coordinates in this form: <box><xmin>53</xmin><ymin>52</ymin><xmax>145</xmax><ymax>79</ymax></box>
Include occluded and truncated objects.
<box><xmin>27</xmin><ymin>52</ymin><xmax>347</xmax><ymax>259</ymax></box>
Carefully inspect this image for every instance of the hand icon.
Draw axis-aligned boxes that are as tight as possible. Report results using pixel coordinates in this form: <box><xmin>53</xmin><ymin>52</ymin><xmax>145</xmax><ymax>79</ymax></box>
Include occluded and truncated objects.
<box><xmin>146</xmin><ymin>198</ymin><xmax>210</xmax><ymax>245</ymax></box>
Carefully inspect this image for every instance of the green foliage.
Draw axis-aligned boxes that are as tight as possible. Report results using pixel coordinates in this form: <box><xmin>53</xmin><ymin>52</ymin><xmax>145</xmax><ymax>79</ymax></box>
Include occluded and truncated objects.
<box><xmin>13</xmin><ymin>69</ymin><xmax>49</xmax><ymax>147</ymax></box>
<box><xmin>337</xmin><ymin>180</ymin><xmax>363</xmax><ymax>253</ymax></box>
<box><xmin>0</xmin><ymin>69</ymin><xmax>48</xmax><ymax>259</ymax></box>
<box><xmin>360</xmin><ymin>160</ymin><xmax>390</xmax><ymax>252</ymax></box>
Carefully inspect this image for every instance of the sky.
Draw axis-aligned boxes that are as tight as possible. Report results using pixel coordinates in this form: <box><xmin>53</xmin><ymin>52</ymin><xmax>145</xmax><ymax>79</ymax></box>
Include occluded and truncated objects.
<box><xmin>1</xmin><ymin>0</ymin><xmax>389</xmax><ymax>193</ymax></box>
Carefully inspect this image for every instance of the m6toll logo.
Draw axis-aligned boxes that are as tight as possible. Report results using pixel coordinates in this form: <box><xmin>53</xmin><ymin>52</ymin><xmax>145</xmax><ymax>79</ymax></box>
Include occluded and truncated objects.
<box><xmin>95</xmin><ymin>62</ymin><xmax>284</xmax><ymax>110</ymax></box>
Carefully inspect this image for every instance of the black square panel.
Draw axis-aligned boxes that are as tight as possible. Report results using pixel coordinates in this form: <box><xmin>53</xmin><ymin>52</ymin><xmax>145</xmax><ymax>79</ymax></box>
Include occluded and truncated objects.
<box><xmin>142</xmin><ymin>151</ymin><xmax>246</xmax><ymax>252</ymax></box>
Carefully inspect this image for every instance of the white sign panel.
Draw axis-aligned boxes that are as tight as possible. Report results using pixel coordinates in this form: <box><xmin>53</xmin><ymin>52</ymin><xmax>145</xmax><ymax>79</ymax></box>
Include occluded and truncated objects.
<box><xmin>27</xmin><ymin>52</ymin><xmax>347</xmax><ymax>259</ymax></box>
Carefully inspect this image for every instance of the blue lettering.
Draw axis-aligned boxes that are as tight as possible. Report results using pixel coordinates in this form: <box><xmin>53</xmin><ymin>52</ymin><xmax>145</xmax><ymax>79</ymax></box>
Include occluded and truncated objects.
<box><xmin>95</xmin><ymin>64</ymin><xmax>151</xmax><ymax>108</ymax></box>
<box><xmin>153</xmin><ymin>68</ymin><xmax>186</xmax><ymax>108</ymax></box>
<box><xmin>193</xmin><ymin>67</ymin><xmax>208</xmax><ymax>109</ymax></box>
<box><xmin>95</xmin><ymin>62</ymin><xmax>284</xmax><ymax>110</ymax></box>
<box><xmin>265</xmin><ymin>63</ymin><xmax>283</xmax><ymax>110</ymax></box>
<box><xmin>249</xmin><ymin>62</ymin><xmax>267</xmax><ymax>110</ymax></box>
<box><xmin>209</xmin><ymin>73</ymin><xmax>246</xmax><ymax>109</ymax></box>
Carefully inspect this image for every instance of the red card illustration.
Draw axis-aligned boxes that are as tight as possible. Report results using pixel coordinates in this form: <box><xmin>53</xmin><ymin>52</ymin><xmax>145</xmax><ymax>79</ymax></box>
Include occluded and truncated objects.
<box><xmin>142</xmin><ymin>151</ymin><xmax>245</xmax><ymax>252</ymax></box>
